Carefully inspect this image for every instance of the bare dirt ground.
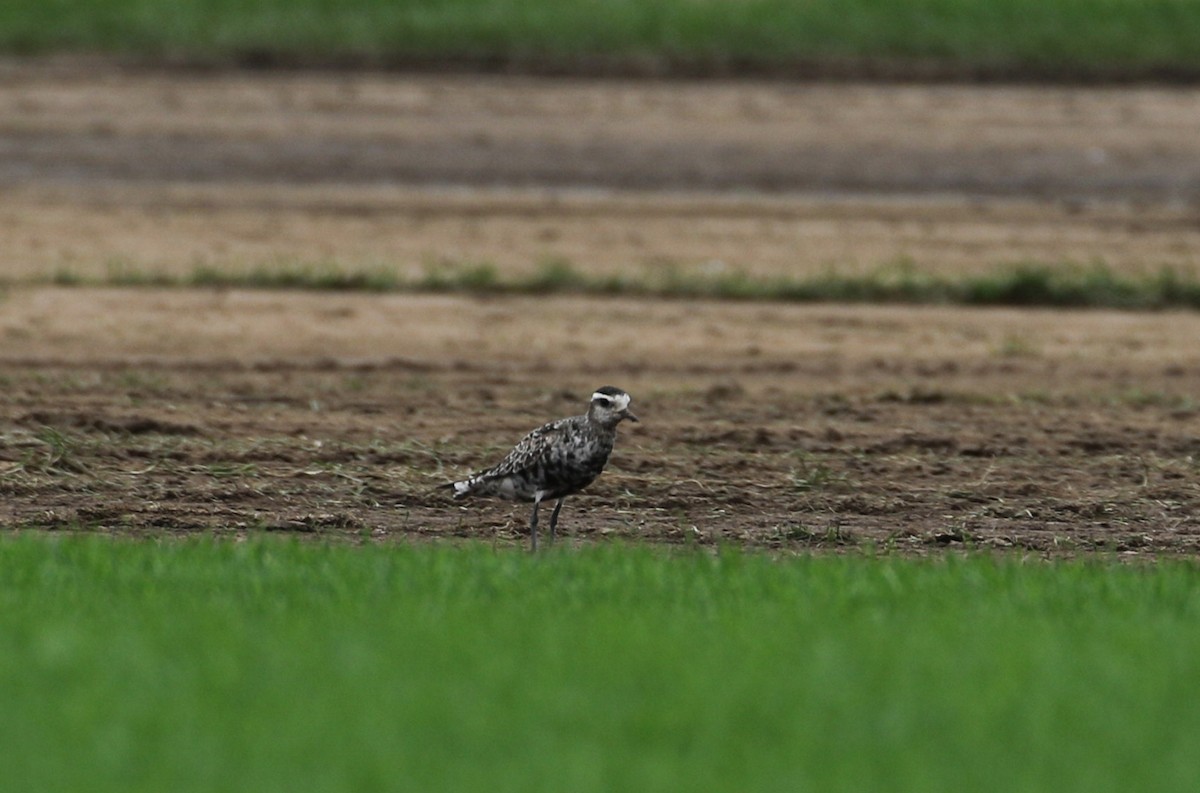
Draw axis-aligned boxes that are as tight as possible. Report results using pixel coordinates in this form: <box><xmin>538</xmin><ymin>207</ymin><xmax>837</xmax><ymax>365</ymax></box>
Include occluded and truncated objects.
<box><xmin>5</xmin><ymin>62</ymin><xmax>1200</xmax><ymax>281</ymax></box>
<box><xmin>3</xmin><ymin>62</ymin><xmax>1200</xmax><ymax>554</ymax></box>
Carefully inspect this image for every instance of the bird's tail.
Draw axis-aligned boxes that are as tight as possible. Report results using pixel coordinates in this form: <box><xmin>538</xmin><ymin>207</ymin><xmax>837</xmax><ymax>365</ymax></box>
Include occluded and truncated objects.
<box><xmin>440</xmin><ymin>478</ymin><xmax>476</xmax><ymax>499</ymax></box>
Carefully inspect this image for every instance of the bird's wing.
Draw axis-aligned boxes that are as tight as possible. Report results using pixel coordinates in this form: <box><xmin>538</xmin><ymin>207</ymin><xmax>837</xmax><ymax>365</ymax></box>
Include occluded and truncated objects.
<box><xmin>482</xmin><ymin>417</ymin><xmax>574</xmax><ymax>479</ymax></box>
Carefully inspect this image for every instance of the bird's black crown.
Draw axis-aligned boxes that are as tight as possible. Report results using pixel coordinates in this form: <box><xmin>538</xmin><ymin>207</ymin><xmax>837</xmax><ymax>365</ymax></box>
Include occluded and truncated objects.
<box><xmin>593</xmin><ymin>386</ymin><xmax>626</xmax><ymax>399</ymax></box>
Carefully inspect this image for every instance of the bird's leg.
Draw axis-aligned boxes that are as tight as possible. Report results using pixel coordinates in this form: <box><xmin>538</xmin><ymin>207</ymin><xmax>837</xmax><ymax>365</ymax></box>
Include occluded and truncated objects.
<box><xmin>529</xmin><ymin>497</ymin><xmax>541</xmax><ymax>552</ymax></box>
<box><xmin>548</xmin><ymin>498</ymin><xmax>564</xmax><ymax>545</ymax></box>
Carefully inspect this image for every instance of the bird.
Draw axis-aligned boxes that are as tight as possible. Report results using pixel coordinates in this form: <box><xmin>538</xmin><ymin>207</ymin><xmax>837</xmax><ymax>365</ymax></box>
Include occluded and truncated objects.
<box><xmin>444</xmin><ymin>386</ymin><xmax>638</xmax><ymax>550</ymax></box>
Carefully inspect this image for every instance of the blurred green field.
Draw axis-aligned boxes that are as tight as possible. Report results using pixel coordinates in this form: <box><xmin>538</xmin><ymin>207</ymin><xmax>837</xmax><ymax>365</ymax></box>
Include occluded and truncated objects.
<box><xmin>4</xmin><ymin>0</ymin><xmax>1200</xmax><ymax>78</ymax></box>
<box><xmin>3</xmin><ymin>535</ymin><xmax>1200</xmax><ymax>792</ymax></box>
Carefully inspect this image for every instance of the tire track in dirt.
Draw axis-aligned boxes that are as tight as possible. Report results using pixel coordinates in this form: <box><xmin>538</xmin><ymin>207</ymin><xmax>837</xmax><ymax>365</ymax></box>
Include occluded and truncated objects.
<box><xmin>5</xmin><ymin>65</ymin><xmax>1200</xmax><ymax>198</ymax></box>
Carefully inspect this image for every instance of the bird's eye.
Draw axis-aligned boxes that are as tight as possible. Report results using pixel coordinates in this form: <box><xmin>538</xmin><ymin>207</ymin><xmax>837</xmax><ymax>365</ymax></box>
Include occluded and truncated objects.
<box><xmin>593</xmin><ymin>397</ymin><xmax>613</xmax><ymax>408</ymax></box>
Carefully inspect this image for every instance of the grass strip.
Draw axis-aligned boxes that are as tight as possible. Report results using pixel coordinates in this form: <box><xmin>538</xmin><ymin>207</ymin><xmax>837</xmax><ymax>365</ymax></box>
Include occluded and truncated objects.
<box><xmin>2</xmin><ymin>535</ymin><xmax>1200</xmax><ymax>792</ymax></box>
<box><xmin>38</xmin><ymin>259</ymin><xmax>1200</xmax><ymax>310</ymax></box>
<box><xmin>4</xmin><ymin>0</ymin><xmax>1200</xmax><ymax>80</ymax></box>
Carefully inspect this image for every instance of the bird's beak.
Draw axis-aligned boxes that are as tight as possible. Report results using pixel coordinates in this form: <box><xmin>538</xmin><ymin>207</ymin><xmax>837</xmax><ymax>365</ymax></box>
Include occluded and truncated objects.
<box><xmin>622</xmin><ymin>409</ymin><xmax>639</xmax><ymax>423</ymax></box>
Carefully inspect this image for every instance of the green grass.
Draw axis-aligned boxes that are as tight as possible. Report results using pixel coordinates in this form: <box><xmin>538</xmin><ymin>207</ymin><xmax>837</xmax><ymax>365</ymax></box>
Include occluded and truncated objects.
<box><xmin>3</xmin><ymin>535</ymin><xmax>1200</xmax><ymax>792</ymax></box>
<box><xmin>4</xmin><ymin>0</ymin><xmax>1200</xmax><ymax>79</ymax></box>
<box><xmin>35</xmin><ymin>259</ymin><xmax>1200</xmax><ymax>310</ymax></box>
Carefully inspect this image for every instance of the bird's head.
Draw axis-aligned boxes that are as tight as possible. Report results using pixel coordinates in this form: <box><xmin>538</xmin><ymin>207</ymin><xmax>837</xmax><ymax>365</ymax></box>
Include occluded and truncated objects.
<box><xmin>588</xmin><ymin>386</ymin><xmax>638</xmax><ymax>427</ymax></box>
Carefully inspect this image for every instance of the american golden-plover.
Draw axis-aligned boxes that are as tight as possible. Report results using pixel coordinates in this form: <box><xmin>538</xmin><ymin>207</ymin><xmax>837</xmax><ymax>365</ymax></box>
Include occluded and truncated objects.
<box><xmin>445</xmin><ymin>386</ymin><xmax>638</xmax><ymax>550</ymax></box>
